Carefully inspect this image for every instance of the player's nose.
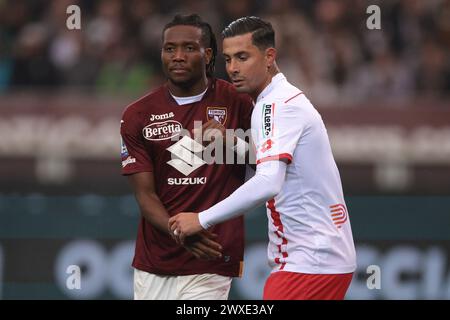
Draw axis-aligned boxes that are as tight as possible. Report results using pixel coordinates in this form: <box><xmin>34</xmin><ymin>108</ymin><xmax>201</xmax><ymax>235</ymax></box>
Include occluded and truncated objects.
<box><xmin>172</xmin><ymin>48</ymin><xmax>186</xmax><ymax>62</ymax></box>
<box><xmin>227</xmin><ymin>59</ymin><xmax>239</xmax><ymax>75</ymax></box>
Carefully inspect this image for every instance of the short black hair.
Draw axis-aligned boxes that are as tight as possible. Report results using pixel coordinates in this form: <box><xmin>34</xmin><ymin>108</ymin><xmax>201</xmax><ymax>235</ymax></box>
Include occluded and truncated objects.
<box><xmin>162</xmin><ymin>14</ymin><xmax>217</xmax><ymax>77</ymax></box>
<box><xmin>221</xmin><ymin>16</ymin><xmax>275</xmax><ymax>50</ymax></box>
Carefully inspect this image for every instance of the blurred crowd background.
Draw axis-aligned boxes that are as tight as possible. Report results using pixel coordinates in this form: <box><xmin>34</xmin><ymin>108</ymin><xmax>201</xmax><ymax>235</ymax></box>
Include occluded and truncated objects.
<box><xmin>1</xmin><ymin>0</ymin><xmax>450</xmax><ymax>300</ymax></box>
<box><xmin>1</xmin><ymin>0</ymin><xmax>449</xmax><ymax>105</ymax></box>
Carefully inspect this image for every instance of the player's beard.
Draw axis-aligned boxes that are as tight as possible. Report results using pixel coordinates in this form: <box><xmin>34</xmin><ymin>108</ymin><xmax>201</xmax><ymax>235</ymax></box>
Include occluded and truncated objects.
<box><xmin>167</xmin><ymin>71</ymin><xmax>204</xmax><ymax>92</ymax></box>
<box><xmin>233</xmin><ymin>85</ymin><xmax>248</xmax><ymax>93</ymax></box>
<box><xmin>231</xmin><ymin>82</ymin><xmax>252</xmax><ymax>95</ymax></box>
<box><xmin>169</xmin><ymin>75</ymin><xmax>196</xmax><ymax>88</ymax></box>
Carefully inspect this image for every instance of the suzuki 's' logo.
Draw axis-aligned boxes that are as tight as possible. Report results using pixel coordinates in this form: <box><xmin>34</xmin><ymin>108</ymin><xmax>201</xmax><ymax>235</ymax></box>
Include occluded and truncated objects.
<box><xmin>166</xmin><ymin>136</ymin><xmax>206</xmax><ymax>176</ymax></box>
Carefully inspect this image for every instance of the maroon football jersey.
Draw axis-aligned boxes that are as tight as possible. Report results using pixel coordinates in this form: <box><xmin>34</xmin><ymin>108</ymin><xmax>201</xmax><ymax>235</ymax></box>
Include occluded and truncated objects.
<box><xmin>120</xmin><ymin>78</ymin><xmax>253</xmax><ymax>277</ymax></box>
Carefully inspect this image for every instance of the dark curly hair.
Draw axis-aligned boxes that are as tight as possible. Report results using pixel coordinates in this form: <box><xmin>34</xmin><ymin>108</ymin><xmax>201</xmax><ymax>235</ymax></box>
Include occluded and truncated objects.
<box><xmin>163</xmin><ymin>14</ymin><xmax>217</xmax><ymax>77</ymax></box>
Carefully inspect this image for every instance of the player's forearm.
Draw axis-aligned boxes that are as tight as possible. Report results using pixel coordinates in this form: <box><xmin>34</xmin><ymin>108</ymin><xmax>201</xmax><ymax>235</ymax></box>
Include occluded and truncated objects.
<box><xmin>135</xmin><ymin>192</ymin><xmax>171</xmax><ymax>234</ymax></box>
<box><xmin>198</xmin><ymin>161</ymin><xmax>287</xmax><ymax>229</ymax></box>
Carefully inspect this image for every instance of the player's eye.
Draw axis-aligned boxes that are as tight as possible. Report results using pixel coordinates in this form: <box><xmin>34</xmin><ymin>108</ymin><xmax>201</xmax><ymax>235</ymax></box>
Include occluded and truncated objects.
<box><xmin>185</xmin><ymin>45</ymin><xmax>195</xmax><ymax>52</ymax></box>
<box><xmin>164</xmin><ymin>47</ymin><xmax>174</xmax><ymax>53</ymax></box>
<box><xmin>224</xmin><ymin>57</ymin><xmax>231</xmax><ymax>64</ymax></box>
<box><xmin>238</xmin><ymin>55</ymin><xmax>248</xmax><ymax>61</ymax></box>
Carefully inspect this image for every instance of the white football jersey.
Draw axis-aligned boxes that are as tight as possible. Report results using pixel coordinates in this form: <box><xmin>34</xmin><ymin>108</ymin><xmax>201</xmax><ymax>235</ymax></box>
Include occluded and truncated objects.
<box><xmin>252</xmin><ymin>73</ymin><xmax>356</xmax><ymax>274</ymax></box>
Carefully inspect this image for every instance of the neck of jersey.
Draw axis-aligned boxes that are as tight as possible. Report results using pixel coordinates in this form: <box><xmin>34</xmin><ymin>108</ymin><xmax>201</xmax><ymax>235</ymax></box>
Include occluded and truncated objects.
<box><xmin>170</xmin><ymin>86</ymin><xmax>208</xmax><ymax>105</ymax></box>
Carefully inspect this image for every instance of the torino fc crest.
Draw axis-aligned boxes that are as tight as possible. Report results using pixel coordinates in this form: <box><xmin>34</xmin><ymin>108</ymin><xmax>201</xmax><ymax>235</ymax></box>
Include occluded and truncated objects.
<box><xmin>206</xmin><ymin>107</ymin><xmax>227</xmax><ymax>125</ymax></box>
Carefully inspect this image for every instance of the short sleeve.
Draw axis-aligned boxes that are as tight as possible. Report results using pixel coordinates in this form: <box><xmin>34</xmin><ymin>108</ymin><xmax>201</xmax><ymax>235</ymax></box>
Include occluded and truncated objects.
<box><xmin>120</xmin><ymin>110</ymin><xmax>153</xmax><ymax>175</ymax></box>
<box><xmin>255</xmin><ymin>102</ymin><xmax>306</xmax><ymax>165</ymax></box>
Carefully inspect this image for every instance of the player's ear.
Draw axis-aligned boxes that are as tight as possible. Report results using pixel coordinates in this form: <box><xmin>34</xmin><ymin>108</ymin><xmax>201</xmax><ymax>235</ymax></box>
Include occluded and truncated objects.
<box><xmin>265</xmin><ymin>48</ymin><xmax>277</xmax><ymax>69</ymax></box>
<box><xmin>204</xmin><ymin>48</ymin><xmax>213</xmax><ymax>65</ymax></box>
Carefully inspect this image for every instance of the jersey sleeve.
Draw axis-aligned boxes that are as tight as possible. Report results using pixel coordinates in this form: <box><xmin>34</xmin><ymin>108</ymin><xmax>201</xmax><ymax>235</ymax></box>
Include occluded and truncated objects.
<box><xmin>120</xmin><ymin>109</ymin><xmax>153</xmax><ymax>175</ymax></box>
<box><xmin>254</xmin><ymin>101</ymin><xmax>306</xmax><ymax>165</ymax></box>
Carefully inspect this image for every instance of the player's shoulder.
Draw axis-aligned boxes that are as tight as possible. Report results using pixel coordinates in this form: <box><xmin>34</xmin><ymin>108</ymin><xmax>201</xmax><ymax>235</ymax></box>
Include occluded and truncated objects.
<box><xmin>270</xmin><ymin>81</ymin><xmax>317</xmax><ymax>115</ymax></box>
<box><xmin>214</xmin><ymin>78</ymin><xmax>253</xmax><ymax>104</ymax></box>
<box><xmin>121</xmin><ymin>85</ymin><xmax>166</xmax><ymax>120</ymax></box>
<box><xmin>272</xmin><ymin>80</ymin><xmax>304</xmax><ymax>105</ymax></box>
<box><xmin>257</xmin><ymin>84</ymin><xmax>320</xmax><ymax>128</ymax></box>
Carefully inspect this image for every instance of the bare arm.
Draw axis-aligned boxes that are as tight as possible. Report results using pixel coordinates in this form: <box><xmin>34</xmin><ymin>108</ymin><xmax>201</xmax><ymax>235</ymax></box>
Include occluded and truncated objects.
<box><xmin>128</xmin><ymin>171</ymin><xmax>172</xmax><ymax>234</ymax></box>
<box><xmin>128</xmin><ymin>172</ymin><xmax>222</xmax><ymax>259</ymax></box>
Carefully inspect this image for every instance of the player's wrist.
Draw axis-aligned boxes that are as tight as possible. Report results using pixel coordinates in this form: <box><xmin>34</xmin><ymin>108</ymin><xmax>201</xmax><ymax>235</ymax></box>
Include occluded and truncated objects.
<box><xmin>198</xmin><ymin>211</ymin><xmax>212</xmax><ymax>230</ymax></box>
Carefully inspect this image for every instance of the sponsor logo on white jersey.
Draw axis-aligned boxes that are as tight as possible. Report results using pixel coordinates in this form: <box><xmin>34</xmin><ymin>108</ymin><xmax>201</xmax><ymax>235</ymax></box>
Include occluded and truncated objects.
<box><xmin>262</xmin><ymin>103</ymin><xmax>273</xmax><ymax>138</ymax></box>
<box><xmin>150</xmin><ymin>112</ymin><xmax>174</xmax><ymax>122</ymax></box>
<box><xmin>143</xmin><ymin>120</ymin><xmax>182</xmax><ymax>141</ymax></box>
<box><xmin>166</xmin><ymin>136</ymin><xmax>206</xmax><ymax>176</ymax></box>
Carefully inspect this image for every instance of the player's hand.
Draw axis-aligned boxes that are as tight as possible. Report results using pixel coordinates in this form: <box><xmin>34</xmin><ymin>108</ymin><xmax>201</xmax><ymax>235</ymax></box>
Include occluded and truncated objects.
<box><xmin>183</xmin><ymin>230</ymin><xmax>223</xmax><ymax>260</ymax></box>
<box><xmin>168</xmin><ymin>212</ymin><xmax>204</xmax><ymax>245</ymax></box>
